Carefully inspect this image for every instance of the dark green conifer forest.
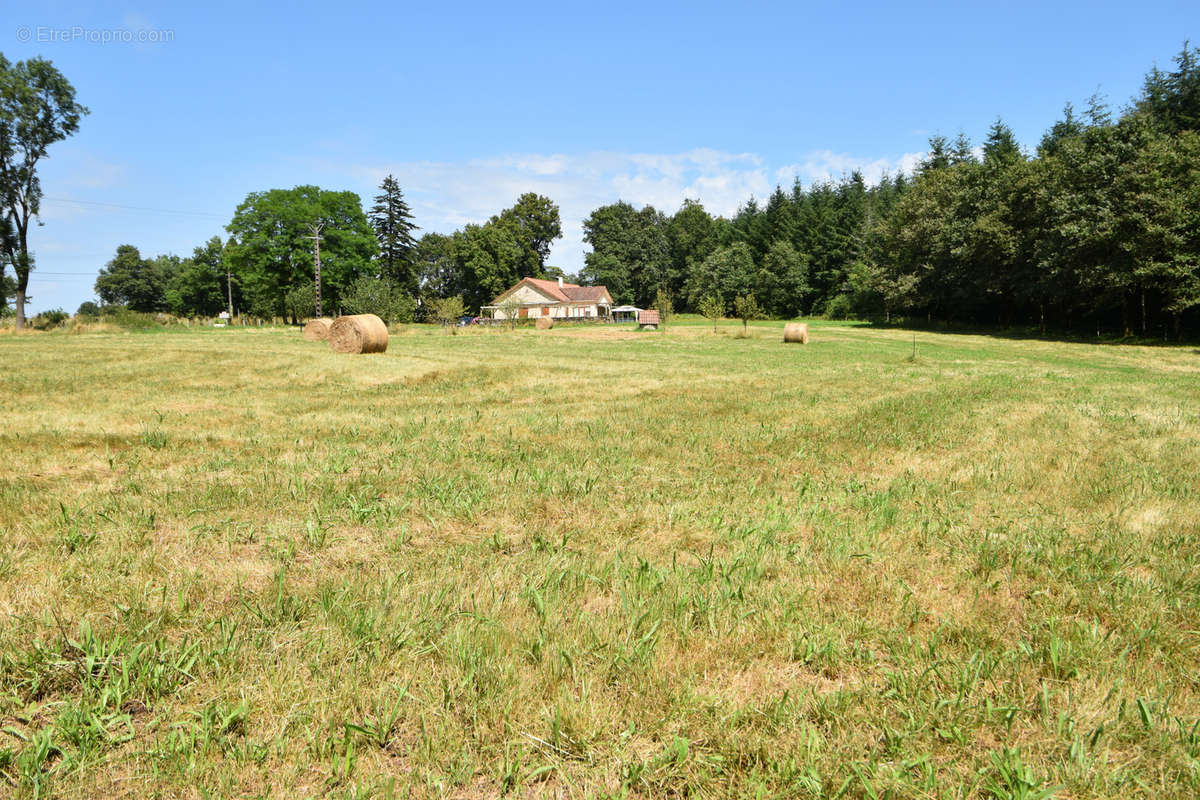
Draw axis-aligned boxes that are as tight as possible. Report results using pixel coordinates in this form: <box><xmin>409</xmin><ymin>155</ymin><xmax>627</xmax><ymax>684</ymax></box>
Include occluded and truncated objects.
<box><xmin>569</xmin><ymin>45</ymin><xmax>1200</xmax><ymax>337</ymax></box>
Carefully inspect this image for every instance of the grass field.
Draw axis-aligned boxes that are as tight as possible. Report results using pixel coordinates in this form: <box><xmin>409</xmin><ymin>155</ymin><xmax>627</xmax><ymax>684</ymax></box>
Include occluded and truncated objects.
<box><xmin>1</xmin><ymin>319</ymin><xmax>1198</xmax><ymax>799</ymax></box>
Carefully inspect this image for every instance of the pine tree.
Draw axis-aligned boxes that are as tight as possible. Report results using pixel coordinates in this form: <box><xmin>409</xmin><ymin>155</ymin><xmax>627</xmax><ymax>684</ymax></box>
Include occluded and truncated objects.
<box><xmin>369</xmin><ymin>175</ymin><xmax>419</xmax><ymax>293</ymax></box>
<box><xmin>1084</xmin><ymin>92</ymin><xmax>1112</xmax><ymax>128</ymax></box>
<box><xmin>920</xmin><ymin>135</ymin><xmax>951</xmax><ymax>173</ymax></box>
<box><xmin>983</xmin><ymin>118</ymin><xmax>1023</xmax><ymax>168</ymax></box>
<box><xmin>1135</xmin><ymin>43</ymin><xmax>1200</xmax><ymax>134</ymax></box>
<box><xmin>1039</xmin><ymin>103</ymin><xmax>1085</xmax><ymax>157</ymax></box>
<box><xmin>950</xmin><ymin>131</ymin><xmax>976</xmax><ymax>164</ymax></box>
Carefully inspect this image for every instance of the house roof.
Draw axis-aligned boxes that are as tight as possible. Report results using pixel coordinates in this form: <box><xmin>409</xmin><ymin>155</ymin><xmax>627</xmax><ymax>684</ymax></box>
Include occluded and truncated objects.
<box><xmin>523</xmin><ymin>277</ymin><xmax>573</xmax><ymax>302</ymax></box>
<box><xmin>563</xmin><ymin>286</ymin><xmax>610</xmax><ymax>303</ymax></box>
<box><xmin>495</xmin><ymin>277</ymin><xmax>612</xmax><ymax>305</ymax></box>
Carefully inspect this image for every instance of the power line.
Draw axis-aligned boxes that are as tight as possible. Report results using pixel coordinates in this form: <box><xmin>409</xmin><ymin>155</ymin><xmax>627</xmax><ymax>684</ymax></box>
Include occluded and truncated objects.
<box><xmin>41</xmin><ymin>196</ymin><xmax>225</xmax><ymax>219</ymax></box>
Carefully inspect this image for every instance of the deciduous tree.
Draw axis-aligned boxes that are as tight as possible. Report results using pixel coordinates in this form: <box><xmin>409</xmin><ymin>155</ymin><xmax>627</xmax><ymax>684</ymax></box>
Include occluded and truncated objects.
<box><xmin>429</xmin><ymin>295</ymin><xmax>466</xmax><ymax>328</ymax></box>
<box><xmin>0</xmin><ymin>55</ymin><xmax>88</xmax><ymax>329</ymax></box>
<box><xmin>698</xmin><ymin>293</ymin><xmax>725</xmax><ymax>333</ymax></box>
<box><xmin>493</xmin><ymin>192</ymin><xmax>562</xmax><ymax>277</ymax></box>
<box><xmin>653</xmin><ymin>287</ymin><xmax>674</xmax><ymax>329</ymax></box>
<box><xmin>341</xmin><ymin>275</ymin><xmax>416</xmax><ymax>323</ymax></box>
<box><xmin>226</xmin><ymin>186</ymin><xmax>377</xmax><ymax>319</ymax></box>
<box><xmin>165</xmin><ymin>237</ymin><xmax>229</xmax><ymax>317</ymax></box>
<box><xmin>95</xmin><ymin>245</ymin><xmax>173</xmax><ymax>311</ymax></box>
<box><xmin>733</xmin><ymin>294</ymin><xmax>763</xmax><ymax>333</ymax></box>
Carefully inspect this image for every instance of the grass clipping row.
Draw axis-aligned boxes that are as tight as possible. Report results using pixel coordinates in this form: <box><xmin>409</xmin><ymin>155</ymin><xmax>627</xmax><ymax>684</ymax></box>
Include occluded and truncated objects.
<box><xmin>302</xmin><ymin>317</ymin><xmax>334</xmax><ymax>341</ymax></box>
<box><xmin>783</xmin><ymin>322</ymin><xmax>809</xmax><ymax>344</ymax></box>
<box><xmin>329</xmin><ymin>314</ymin><xmax>389</xmax><ymax>354</ymax></box>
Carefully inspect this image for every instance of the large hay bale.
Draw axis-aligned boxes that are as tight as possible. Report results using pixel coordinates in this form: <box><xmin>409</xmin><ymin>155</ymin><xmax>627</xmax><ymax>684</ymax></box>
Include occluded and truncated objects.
<box><xmin>783</xmin><ymin>322</ymin><xmax>809</xmax><ymax>344</ymax></box>
<box><xmin>302</xmin><ymin>317</ymin><xmax>333</xmax><ymax>341</ymax></box>
<box><xmin>329</xmin><ymin>314</ymin><xmax>389</xmax><ymax>354</ymax></box>
<box><xmin>535</xmin><ymin>316</ymin><xmax>555</xmax><ymax>330</ymax></box>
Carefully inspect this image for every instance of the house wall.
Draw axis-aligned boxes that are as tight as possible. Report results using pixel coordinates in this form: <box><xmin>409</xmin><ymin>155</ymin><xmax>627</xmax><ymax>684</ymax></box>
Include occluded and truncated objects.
<box><xmin>509</xmin><ymin>285</ymin><xmax>551</xmax><ymax>304</ymax></box>
<box><xmin>490</xmin><ymin>282</ymin><xmax>609</xmax><ymax>320</ymax></box>
<box><xmin>493</xmin><ymin>302</ymin><xmax>600</xmax><ymax>320</ymax></box>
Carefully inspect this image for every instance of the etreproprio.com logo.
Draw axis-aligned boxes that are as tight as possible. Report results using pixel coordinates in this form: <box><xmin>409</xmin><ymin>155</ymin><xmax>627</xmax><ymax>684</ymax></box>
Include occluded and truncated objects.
<box><xmin>16</xmin><ymin>26</ymin><xmax>175</xmax><ymax>44</ymax></box>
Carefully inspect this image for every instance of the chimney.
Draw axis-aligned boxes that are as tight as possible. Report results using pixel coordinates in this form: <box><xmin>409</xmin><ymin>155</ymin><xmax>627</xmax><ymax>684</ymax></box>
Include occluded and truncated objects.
<box><xmin>558</xmin><ymin>276</ymin><xmax>564</xmax><ymax>289</ymax></box>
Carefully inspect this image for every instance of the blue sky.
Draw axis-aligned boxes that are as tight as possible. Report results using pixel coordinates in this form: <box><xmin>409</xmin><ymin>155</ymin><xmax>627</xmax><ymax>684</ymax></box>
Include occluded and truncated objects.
<box><xmin>7</xmin><ymin>0</ymin><xmax>1197</xmax><ymax>313</ymax></box>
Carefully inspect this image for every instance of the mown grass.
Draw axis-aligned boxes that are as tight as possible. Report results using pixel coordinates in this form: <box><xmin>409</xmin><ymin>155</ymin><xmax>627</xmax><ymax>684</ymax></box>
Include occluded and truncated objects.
<box><xmin>1</xmin><ymin>319</ymin><xmax>1198</xmax><ymax>799</ymax></box>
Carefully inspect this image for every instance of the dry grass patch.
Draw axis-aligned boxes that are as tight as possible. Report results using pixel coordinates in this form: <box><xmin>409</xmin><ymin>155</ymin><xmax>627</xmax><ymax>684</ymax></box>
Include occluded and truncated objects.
<box><xmin>1</xmin><ymin>323</ymin><xmax>1198</xmax><ymax>798</ymax></box>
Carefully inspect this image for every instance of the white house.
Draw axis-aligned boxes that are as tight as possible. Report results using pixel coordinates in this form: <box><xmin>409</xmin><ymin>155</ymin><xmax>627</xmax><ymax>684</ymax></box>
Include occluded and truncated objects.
<box><xmin>484</xmin><ymin>277</ymin><xmax>614</xmax><ymax>320</ymax></box>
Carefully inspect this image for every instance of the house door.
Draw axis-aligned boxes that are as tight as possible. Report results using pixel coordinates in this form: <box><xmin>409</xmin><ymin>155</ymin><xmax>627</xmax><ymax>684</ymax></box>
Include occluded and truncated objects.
<box><xmin>542</xmin><ymin>307</ymin><xmax>550</xmax><ymax>316</ymax></box>
<box><xmin>519</xmin><ymin>307</ymin><xmax>528</xmax><ymax>319</ymax></box>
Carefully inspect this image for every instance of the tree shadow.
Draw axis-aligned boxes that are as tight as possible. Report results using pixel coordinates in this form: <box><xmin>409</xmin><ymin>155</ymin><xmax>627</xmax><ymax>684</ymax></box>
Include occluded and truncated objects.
<box><xmin>860</xmin><ymin>319</ymin><xmax>1198</xmax><ymax>348</ymax></box>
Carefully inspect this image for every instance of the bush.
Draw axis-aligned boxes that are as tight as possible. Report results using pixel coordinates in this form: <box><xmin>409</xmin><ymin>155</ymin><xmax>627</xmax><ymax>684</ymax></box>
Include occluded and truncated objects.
<box><xmin>427</xmin><ymin>296</ymin><xmax>466</xmax><ymax>327</ymax></box>
<box><xmin>341</xmin><ymin>276</ymin><xmax>416</xmax><ymax>324</ymax></box>
<box><xmin>284</xmin><ymin>284</ymin><xmax>317</xmax><ymax>320</ymax></box>
<box><xmin>77</xmin><ymin>301</ymin><xmax>101</xmax><ymax>317</ymax></box>
<box><xmin>104</xmin><ymin>307</ymin><xmax>158</xmax><ymax>330</ymax></box>
<box><xmin>31</xmin><ymin>308</ymin><xmax>69</xmax><ymax>330</ymax></box>
<box><xmin>823</xmin><ymin>294</ymin><xmax>855</xmax><ymax>320</ymax></box>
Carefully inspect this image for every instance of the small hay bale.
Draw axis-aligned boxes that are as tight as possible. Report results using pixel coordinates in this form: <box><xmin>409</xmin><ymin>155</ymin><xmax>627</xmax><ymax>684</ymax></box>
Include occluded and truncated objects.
<box><xmin>783</xmin><ymin>322</ymin><xmax>809</xmax><ymax>344</ymax></box>
<box><xmin>535</xmin><ymin>316</ymin><xmax>555</xmax><ymax>330</ymax></box>
<box><xmin>329</xmin><ymin>314</ymin><xmax>389</xmax><ymax>354</ymax></box>
<box><xmin>302</xmin><ymin>317</ymin><xmax>333</xmax><ymax>341</ymax></box>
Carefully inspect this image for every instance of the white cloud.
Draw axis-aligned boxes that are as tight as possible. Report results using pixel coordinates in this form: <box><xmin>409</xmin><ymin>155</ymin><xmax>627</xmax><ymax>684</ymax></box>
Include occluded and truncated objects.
<box><xmin>73</xmin><ymin>157</ymin><xmax>128</xmax><ymax>189</ymax></box>
<box><xmin>349</xmin><ymin>147</ymin><xmax>920</xmax><ymax>275</ymax></box>
<box><xmin>773</xmin><ymin>149</ymin><xmax>926</xmax><ymax>187</ymax></box>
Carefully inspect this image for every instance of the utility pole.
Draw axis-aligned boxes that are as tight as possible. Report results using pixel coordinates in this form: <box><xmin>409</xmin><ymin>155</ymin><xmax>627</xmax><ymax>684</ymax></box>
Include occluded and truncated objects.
<box><xmin>224</xmin><ymin>237</ymin><xmax>236</xmax><ymax>324</ymax></box>
<box><xmin>307</xmin><ymin>222</ymin><xmax>325</xmax><ymax>318</ymax></box>
<box><xmin>226</xmin><ymin>265</ymin><xmax>234</xmax><ymax>320</ymax></box>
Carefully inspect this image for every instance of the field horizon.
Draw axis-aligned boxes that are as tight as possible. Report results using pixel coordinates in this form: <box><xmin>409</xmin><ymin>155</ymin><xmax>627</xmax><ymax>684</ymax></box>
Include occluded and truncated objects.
<box><xmin>2</xmin><ymin>320</ymin><xmax>1198</xmax><ymax>798</ymax></box>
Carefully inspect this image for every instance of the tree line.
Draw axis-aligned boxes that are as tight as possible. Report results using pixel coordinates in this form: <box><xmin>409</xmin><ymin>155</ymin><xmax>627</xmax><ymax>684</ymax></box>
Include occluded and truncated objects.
<box><xmin>89</xmin><ymin>183</ymin><xmax>568</xmax><ymax>324</ymax></box>
<box><xmin>7</xmin><ymin>46</ymin><xmax>1198</xmax><ymax>337</ymax></box>
<box><xmin>579</xmin><ymin>45</ymin><xmax>1200</xmax><ymax>338</ymax></box>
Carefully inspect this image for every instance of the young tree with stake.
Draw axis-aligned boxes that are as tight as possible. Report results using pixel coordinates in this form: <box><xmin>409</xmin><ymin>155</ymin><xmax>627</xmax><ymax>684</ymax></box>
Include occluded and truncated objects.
<box><xmin>733</xmin><ymin>294</ymin><xmax>764</xmax><ymax>334</ymax></box>
<box><xmin>654</xmin><ymin>288</ymin><xmax>674</xmax><ymax>330</ymax></box>
<box><xmin>698</xmin><ymin>292</ymin><xmax>725</xmax><ymax>333</ymax></box>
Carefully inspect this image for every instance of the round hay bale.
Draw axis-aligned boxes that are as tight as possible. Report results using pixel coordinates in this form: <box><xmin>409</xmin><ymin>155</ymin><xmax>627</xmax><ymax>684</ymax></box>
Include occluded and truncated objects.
<box><xmin>329</xmin><ymin>314</ymin><xmax>389</xmax><ymax>354</ymax></box>
<box><xmin>535</xmin><ymin>316</ymin><xmax>555</xmax><ymax>330</ymax></box>
<box><xmin>783</xmin><ymin>322</ymin><xmax>809</xmax><ymax>344</ymax></box>
<box><xmin>302</xmin><ymin>317</ymin><xmax>334</xmax><ymax>341</ymax></box>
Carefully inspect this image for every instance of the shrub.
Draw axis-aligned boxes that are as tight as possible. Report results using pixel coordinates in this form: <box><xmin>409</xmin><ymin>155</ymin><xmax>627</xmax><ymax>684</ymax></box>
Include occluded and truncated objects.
<box><xmin>104</xmin><ymin>307</ymin><xmax>158</xmax><ymax>330</ymax></box>
<box><xmin>654</xmin><ymin>288</ymin><xmax>674</xmax><ymax>328</ymax></box>
<box><xmin>341</xmin><ymin>277</ymin><xmax>416</xmax><ymax>324</ymax></box>
<box><xmin>77</xmin><ymin>301</ymin><xmax>102</xmax><ymax>317</ymax></box>
<box><xmin>284</xmin><ymin>284</ymin><xmax>317</xmax><ymax>320</ymax></box>
<box><xmin>823</xmin><ymin>294</ymin><xmax>855</xmax><ymax>320</ymax></box>
<box><xmin>698</xmin><ymin>293</ymin><xmax>725</xmax><ymax>333</ymax></box>
<box><xmin>427</xmin><ymin>296</ymin><xmax>466</xmax><ymax>328</ymax></box>
<box><xmin>733</xmin><ymin>294</ymin><xmax>764</xmax><ymax>332</ymax></box>
<box><xmin>31</xmin><ymin>308</ymin><xmax>69</xmax><ymax>330</ymax></box>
